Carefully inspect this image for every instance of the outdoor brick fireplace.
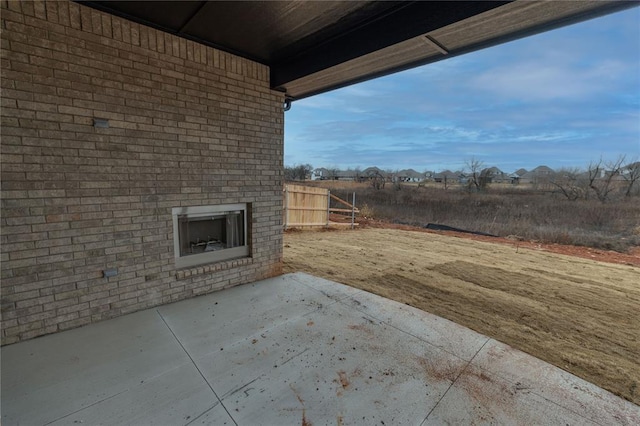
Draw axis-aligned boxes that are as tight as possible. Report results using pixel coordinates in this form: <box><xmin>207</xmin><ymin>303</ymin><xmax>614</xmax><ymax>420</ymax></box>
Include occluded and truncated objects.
<box><xmin>173</xmin><ymin>204</ymin><xmax>249</xmax><ymax>269</ymax></box>
<box><xmin>0</xmin><ymin>1</ymin><xmax>283</xmax><ymax>345</ymax></box>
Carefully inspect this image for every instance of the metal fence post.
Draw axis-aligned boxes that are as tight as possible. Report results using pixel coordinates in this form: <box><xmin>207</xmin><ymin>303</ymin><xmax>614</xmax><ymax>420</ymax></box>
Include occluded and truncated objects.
<box><xmin>326</xmin><ymin>190</ymin><xmax>331</xmax><ymax>228</ymax></box>
<box><xmin>351</xmin><ymin>192</ymin><xmax>356</xmax><ymax>229</ymax></box>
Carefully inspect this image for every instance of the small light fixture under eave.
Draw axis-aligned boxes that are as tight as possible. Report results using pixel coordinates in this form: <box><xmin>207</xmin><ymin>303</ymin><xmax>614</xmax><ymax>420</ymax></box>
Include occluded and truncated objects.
<box><xmin>93</xmin><ymin>118</ymin><xmax>109</xmax><ymax>128</ymax></box>
<box><xmin>421</xmin><ymin>35</ymin><xmax>449</xmax><ymax>55</ymax></box>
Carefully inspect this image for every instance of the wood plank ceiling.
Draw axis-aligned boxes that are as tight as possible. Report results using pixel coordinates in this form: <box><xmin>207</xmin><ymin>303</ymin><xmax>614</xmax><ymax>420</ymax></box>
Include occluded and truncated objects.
<box><xmin>80</xmin><ymin>1</ymin><xmax>637</xmax><ymax>101</ymax></box>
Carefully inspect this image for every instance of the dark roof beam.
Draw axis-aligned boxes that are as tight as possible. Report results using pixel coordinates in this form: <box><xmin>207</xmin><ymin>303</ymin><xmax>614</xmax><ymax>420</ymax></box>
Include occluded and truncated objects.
<box><xmin>421</xmin><ymin>35</ymin><xmax>449</xmax><ymax>55</ymax></box>
<box><xmin>286</xmin><ymin>0</ymin><xmax>637</xmax><ymax>100</ymax></box>
<box><xmin>177</xmin><ymin>1</ymin><xmax>208</xmax><ymax>33</ymax></box>
<box><xmin>270</xmin><ymin>1</ymin><xmax>510</xmax><ymax>90</ymax></box>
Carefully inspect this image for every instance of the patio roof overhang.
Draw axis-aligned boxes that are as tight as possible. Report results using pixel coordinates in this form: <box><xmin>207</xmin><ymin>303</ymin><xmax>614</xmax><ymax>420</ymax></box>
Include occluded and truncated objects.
<box><xmin>80</xmin><ymin>1</ymin><xmax>637</xmax><ymax>101</ymax></box>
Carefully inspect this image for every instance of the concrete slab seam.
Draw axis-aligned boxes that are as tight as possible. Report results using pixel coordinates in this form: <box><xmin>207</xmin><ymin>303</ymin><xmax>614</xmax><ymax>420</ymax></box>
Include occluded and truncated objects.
<box><xmin>43</xmin><ymin>388</ymin><xmax>130</xmax><ymax>425</ymax></box>
<box><xmin>155</xmin><ymin>309</ymin><xmax>238</xmax><ymax>426</ymax></box>
<box><xmin>196</xmin><ymin>312</ymin><xmax>319</xmax><ymax>363</ymax></box>
<box><xmin>465</xmin><ymin>342</ymin><xmax>626</xmax><ymax>426</ymax></box>
<box><xmin>511</xmin><ymin>390</ymin><xmax>613</xmax><ymax>426</ymax></box>
<box><xmin>185</xmin><ymin>402</ymin><xmax>226</xmax><ymax>426</ymax></box>
<box><xmin>289</xmin><ymin>273</ymin><xmax>363</xmax><ymax>303</ymax></box>
<box><xmin>420</xmin><ymin>338</ymin><xmax>491</xmax><ymax>425</ymax></box>
<box><xmin>336</xmin><ymin>295</ymin><xmax>483</xmax><ymax>362</ymax></box>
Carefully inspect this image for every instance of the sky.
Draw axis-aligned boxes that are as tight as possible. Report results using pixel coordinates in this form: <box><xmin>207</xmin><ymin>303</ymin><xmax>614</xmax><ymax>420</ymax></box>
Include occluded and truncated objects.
<box><xmin>284</xmin><ymin>7</ymin><xmax>640</xmax><ymax>173</ymax></box>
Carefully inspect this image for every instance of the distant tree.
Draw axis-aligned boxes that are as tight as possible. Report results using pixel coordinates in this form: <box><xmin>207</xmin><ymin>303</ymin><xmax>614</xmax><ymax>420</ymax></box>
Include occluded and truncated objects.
<box><xmin>465</xmin><ymin>158</ymin><xmax>490</xmax><ymax>192</ymax></box>
<box><xmin>389</xmin><ymin>169</ymin><xmax>403</xmax><ymax>190</ymax></box>
<box><xmin>384</xmin><ymin>169</ymin><xmax>395</xmax><ymax>183</ymax></box>
<box><xmin>353</xmin><ymin>167</ymin><xmax>363</xmax><ymax>182</ymax></box>
<box><xmin>621</xmin><ymin>159</ymin><xmax>640</xmax><ymax>197</ymax></box>
<box><xmin>550</xmin><ymin>167</ymin><xmax>586</xmax><ymax>201</ymax></box>
<box><xmin>284</xmin><ymin>163</ymin><xmax>313</xmax><ymax>181</ymax></box>
<box><xmin>325</xmin><ymin>166</ymin><xmax>339</xmax><ymax>180</ymax></box>
<box><xmin>284</xmin><ymin>165</ymin><xmax>296</xmax><ymax>181</ymax></box>
<box><xmin>368</xmin><ymin>169</ymin><xmax>386</xmax><ymax>190</ymax></box>
<box><xmin>344</xmin><ymin>168</ymin><xmax>357</xmax><ymax>181</ymax></box>
<box><xmin>298</xmin><ymin>163</ymin><xmax>313</xmax><ymax>180</ymax></box>
<box><xmin>417</xmin><ymin>170</ymin><xmax>433</xmax><ymax>188</ymax></box>
<box><xmin>587</xmin><ymin>156</ymin><xmax>625</xmax><ymax>203</ymax></box>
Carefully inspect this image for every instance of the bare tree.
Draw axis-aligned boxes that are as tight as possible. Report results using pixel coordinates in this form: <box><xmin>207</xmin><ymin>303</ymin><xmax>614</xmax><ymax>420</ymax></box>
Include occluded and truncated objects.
<box><xmin>368</xmin><ymin>169</ymin><xmax>386</xmax><ymax>190</ymax></box>
<box><xmin>384</xmin><ymin>169</ymin><xmax>395</xmax><ymax>183</ymax></box>
<box><xmin>417</xmin><ymin>170</ymin><xmax>433</xmax><ymax>188</ymax></box>
<box><xmin>297</xmin><ymin>163</ymin><xmax>313</xmax><ymax>180</ymax></box>
<box><xmin>284</xmin><ymin>163</ymin><xmax>313</xmax><ymax>181</ymax></box>
<box><xmin>353</xmin><ymin>166</ymin><xmax>363</xmax><ymax>183</ymax></box>
<box><xmin>621</xmin><ymin>159</ymin><xmax>640</xmax><ymax>197</ymax></box>
<box><xmin>325</xmin><ymin>166</ymin><xmax>339</xmax><ymax>180</ymax></box>
<box><xmin>390</xmin><ymin>169</ymin><xmax>403</xmax><ymax>190</ymax></box>
<box><xmin>550</xmin><ymin>167</ymin><xmax>586</xmax><ymax>200</ymax></box>
<box><xmin>587</xmin><ymin>156</ymin><xmax>625</xmax><ymax>203</ymax></box>
<box><xmin>465</xmin><ymin>158</ymin><xmax>489</xmax><ymax>192</ymax></box>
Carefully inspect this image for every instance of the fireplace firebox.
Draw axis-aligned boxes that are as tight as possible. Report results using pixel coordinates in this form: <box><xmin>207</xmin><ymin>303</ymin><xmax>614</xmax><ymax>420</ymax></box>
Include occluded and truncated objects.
<box><xmin>172</xmin><ymin>203</ymin><xmax>249</xmax><ymax>269</ymax></box>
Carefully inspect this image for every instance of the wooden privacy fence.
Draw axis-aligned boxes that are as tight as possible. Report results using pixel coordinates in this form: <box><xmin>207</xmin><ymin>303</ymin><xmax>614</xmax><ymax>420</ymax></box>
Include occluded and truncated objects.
<box><xmin>283</xmin><ymin>184</ymin><xmax>359</xmax><ymax>229</ymax></box>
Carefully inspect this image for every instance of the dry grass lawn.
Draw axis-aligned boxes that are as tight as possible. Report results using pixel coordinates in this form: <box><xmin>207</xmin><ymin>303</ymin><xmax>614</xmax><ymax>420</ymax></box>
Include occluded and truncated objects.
<box><xmin>283</xmin><ymin>228</ymin><xmax>640</xmax><ymax>405</ymax></box>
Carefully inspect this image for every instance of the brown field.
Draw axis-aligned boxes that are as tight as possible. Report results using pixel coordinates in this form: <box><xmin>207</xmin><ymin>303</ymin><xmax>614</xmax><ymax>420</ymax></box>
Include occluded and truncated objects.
<box><xmin>301</xmin><ymin>181</ymin><xmax>640</xmax><ymax>252</ymax></box>
<box><xmin>283</xmin><ymin>227</ymin><xmax>640</xmax><ymax>405</ymax></box>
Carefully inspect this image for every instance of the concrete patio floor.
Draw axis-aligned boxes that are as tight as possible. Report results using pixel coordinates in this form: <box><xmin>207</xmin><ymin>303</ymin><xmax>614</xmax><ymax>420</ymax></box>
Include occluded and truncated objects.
<box><xmin>2</xmin><ymin>272</ymin><xmax>638</xmax><ymax>425</ymax></box>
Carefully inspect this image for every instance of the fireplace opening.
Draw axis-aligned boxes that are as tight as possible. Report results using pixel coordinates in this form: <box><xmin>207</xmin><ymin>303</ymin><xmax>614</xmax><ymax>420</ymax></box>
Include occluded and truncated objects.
<box><xmin>172</xmin><ymin>203</ymin><xmax>249</xmax><ymax>269</ymax></box>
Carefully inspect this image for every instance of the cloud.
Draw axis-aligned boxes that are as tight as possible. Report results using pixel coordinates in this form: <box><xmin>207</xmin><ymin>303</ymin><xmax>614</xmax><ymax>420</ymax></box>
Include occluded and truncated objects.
<box><xmin>513</xmin><ymin>132</ymin><xmax>585</xmax><ymax>143</ymax></box>
<box><xmin>284</xmin><ymin>8</ymin><xmax>640</xmax><ymax>171</ymax></box>
<box><xmin>469</xmin><ymin>59</ymin><xmax>629</xmax><ymax>101</ymax></box>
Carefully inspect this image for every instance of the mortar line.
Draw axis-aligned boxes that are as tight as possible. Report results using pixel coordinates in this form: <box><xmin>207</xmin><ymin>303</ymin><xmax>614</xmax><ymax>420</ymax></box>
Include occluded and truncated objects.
<box><xmin>420</xmin><ymin>338</ymin><xmax>490</xmax><ymax>425</ymax></box>
<box><xmin>156</xmin><ymin>309</ymin><xmax>238</xmax><ymax>426</ymax></box>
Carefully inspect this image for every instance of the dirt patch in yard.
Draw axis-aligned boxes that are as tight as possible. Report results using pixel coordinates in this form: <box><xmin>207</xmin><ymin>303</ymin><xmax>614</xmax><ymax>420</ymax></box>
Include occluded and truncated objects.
<box><xmin>283</xmin><ymin>227</ymin><xmax>640</xmax><ymax>405</ymax></box>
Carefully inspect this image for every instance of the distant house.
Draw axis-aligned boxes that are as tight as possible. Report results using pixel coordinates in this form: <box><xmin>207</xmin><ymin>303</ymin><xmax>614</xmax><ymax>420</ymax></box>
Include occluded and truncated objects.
<box><xmin>508</xmin><ymin>173</ymin><xmax>521</xmax><ymax>184</ymax></box>
<box><xmin>514</xmin><ymin>168</ymin><xmax>528</xmax><ymax>177</ymax></box>
<box><xmin>335</xmin><ymin>170</ymin><xmax>358</xmax><ymax>181</ymax></box>
<box><xmin>313</xmin><ymin>167</ymin><xmax>345</xmax><ymax>180</ymax></box>
<box><xmin>602</xmin><ymin>169</ymin><xmax>627</xmax><ymax>182</ymax></box>
<box><xmin>621</xmin><ymin>162</ymin><xmax>640</xmax><ymax>180</ymax></box>
<box><xmin>314</xmin><ymin>166</ymin><xmax>394</xmax><ymax>182</ymax></box>
<box><xmin>433</xmin><ymin>170</ymin><xmax>460</xmax><ymax>183</ymax></box>
<box><xmin>519</xmin><ymin>165</ymin><xmax>555</xmax><ymax>185</ymax></box>
<box><xmin>623</xmin><ymin>161</ymin><xmax>640</xmax><ymax>172</ymax></box>
<box><xmin>363</xmin><ymin>167</ymin><xmax>390</xmax><ymax>181</ymax></box>
<box><xmin>480</xmin><ymin>166</ymin><xmax>508</xmax><ymax>184</ymax></box>
<box><xmin>396</xmin><ymin>169</ymin><xmax>425</xmax><ymax>182</ymax></box>
<box><xmin>518</xmin><ymin>171</ymin><xmax>536</xmax><ymax>184</ymax></box>
<box><xmin>532</xmin><ymin>165</ymin><xmax>554</xmax><ymax>175</ymax></box>
<box><xmin>312</xmin><ymin>168</ymin><xmax>329</xmax><ymax>180</ymax></box>
<box><xmin>510</xmin><ymin>168</ymin><xmax>528</xmax><ymax>184</ymax></box>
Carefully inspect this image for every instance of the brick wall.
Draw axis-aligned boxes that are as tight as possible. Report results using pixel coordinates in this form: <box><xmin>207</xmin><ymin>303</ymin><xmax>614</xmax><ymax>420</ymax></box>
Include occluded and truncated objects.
<box><xmin>0</xmin><ymin>0</ymin><xmax>284</xmax><ymax>344</ymax></box>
